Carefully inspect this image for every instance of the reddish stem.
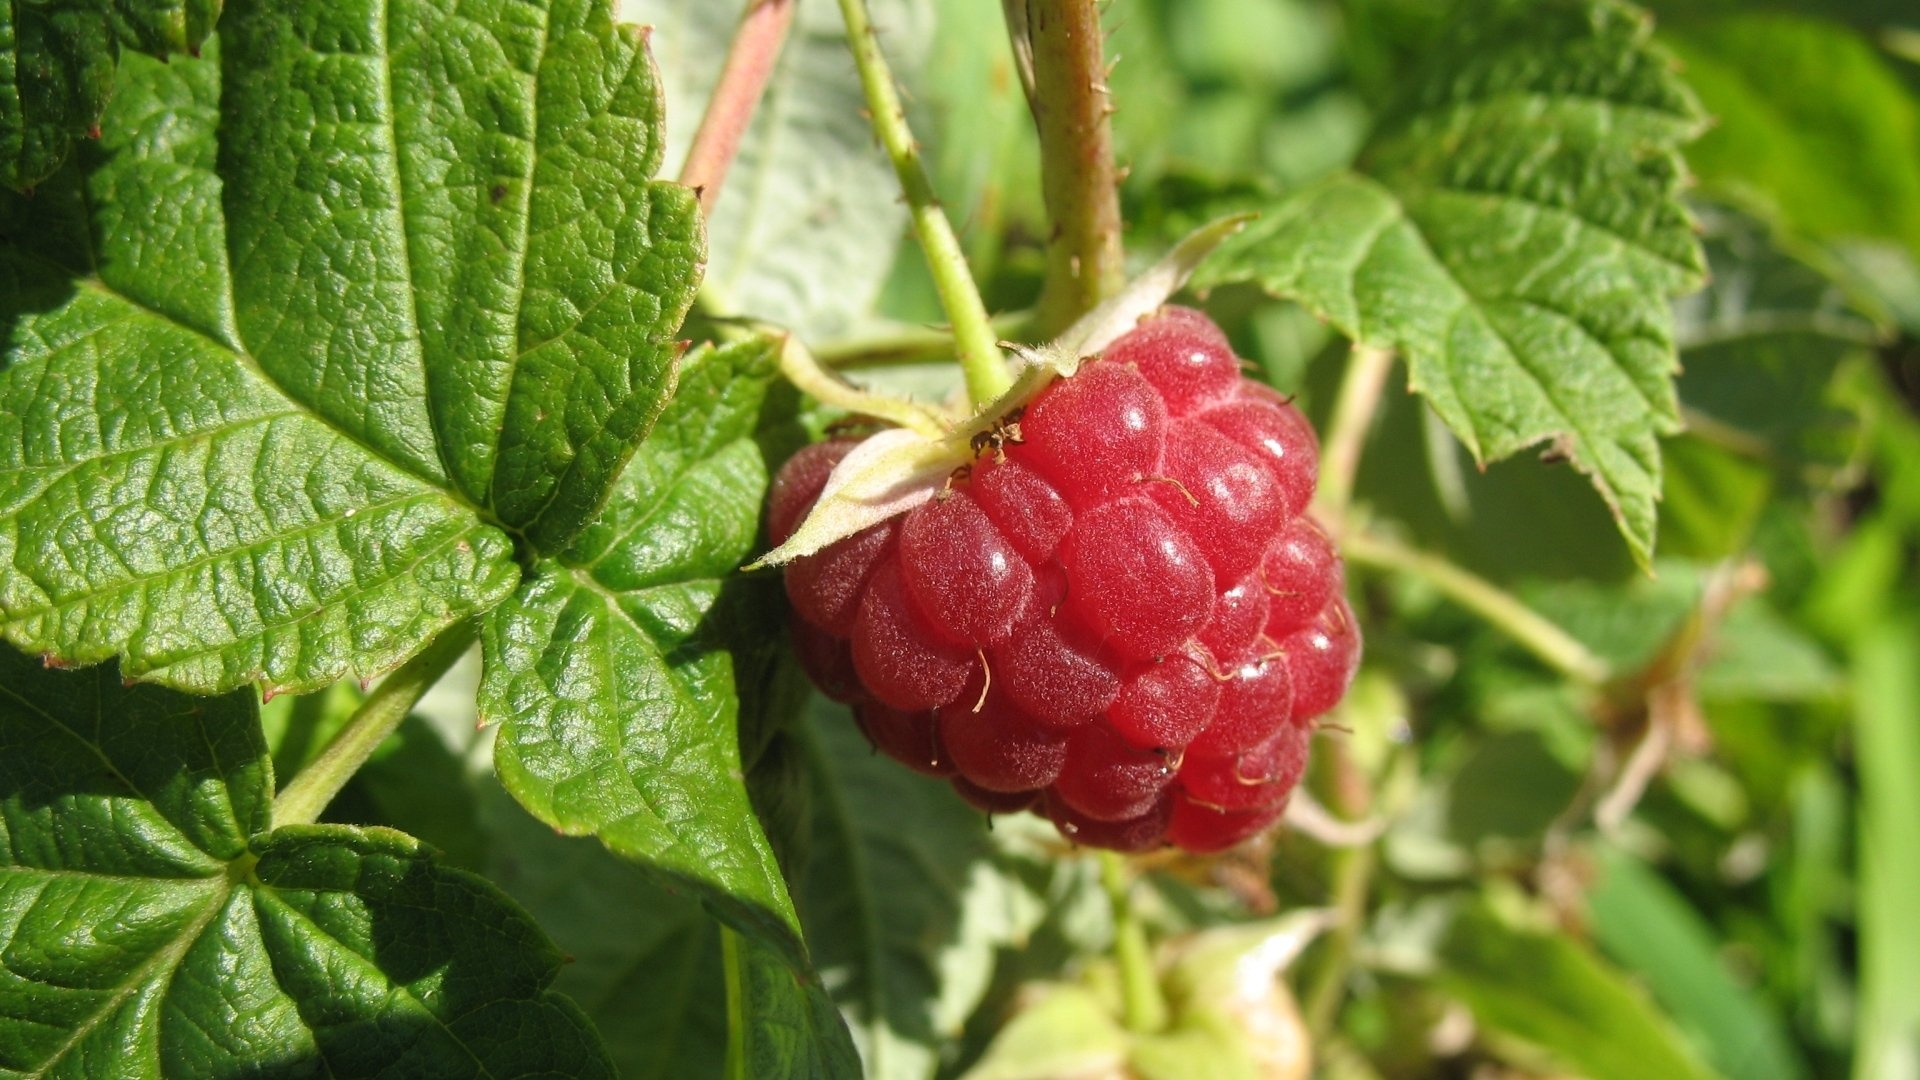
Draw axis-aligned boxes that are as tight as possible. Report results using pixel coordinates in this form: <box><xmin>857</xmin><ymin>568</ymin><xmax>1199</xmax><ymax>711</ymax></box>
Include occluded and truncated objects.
<box><xmin>679</xmin><ymin>0</ymin><xmax>798</xmax><ymax>217</ymax></box>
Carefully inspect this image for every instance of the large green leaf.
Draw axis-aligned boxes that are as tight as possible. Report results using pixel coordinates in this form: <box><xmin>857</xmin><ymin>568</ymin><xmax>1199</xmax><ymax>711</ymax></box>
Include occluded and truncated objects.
<box><xmin>1437</xmin><ymin>902</ymin><xmax>1721</xmax><ymax>1080</ymax></box>
<box><xmin>800</xmin><ymin>701</ymin><xmax>1050</xmax><ymax>1080</ymax></box>
<box><xmin>1197</xmin><ymin>0</ymin><xmax>1706</xmax><ymax>564</ymax></box>
<box><xmin>0</xmin><ymin>0</ymin><xmax>703</xmax><ymax>694</ymax></box>
<box><xmin>1663</xmin><ymin>13</ymin><xmax>1920</xmax><ymax>259</ymax></box>
<box><xmin>479</xmin><ymin>338</ymin><xmax>819</xmax><ymax>964</ymax></box>
<box><xmin>0</xmin><ymin>0</ymin><xmax>220</xmax><ymax>191</ymax></box>
<box><xmin>0</xmin><ymin>644</ymin><xmax>613</xmax><ymax>1078</ymax></box>
<box><xmin>639</xmin><ymin>0</ymin><xmax>928</xmax><ymax>338</ymax></box>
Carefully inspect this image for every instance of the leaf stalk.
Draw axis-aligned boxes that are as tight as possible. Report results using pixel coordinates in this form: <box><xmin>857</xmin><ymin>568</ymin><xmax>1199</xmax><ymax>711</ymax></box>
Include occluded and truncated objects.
<box><xmin>1317</xmin><ymin>344</ymin><xmax>1397</xmax><ymax>518</ymax></box>
<box><xmin>835</xmin><ymin>0</ymin><xmax>1011</xmax><ymax>407</ymax></box>
<box><xmin>271</xmin><ymin>621</ymin><xmax>476</xmax><ymax>827</ymax></box>
<box><xmin>1341</xmin><ymin>531</ymin><xmax>1614</xmax><ymax>686</ymax></box>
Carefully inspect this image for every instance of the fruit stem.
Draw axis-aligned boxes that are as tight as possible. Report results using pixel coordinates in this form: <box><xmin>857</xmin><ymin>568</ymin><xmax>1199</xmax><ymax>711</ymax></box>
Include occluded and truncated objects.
<box><xmin>1005</xmin><ymin>0</ymin><xmax>1127</xmax><ymax>331</ymax></box>
<box><xmin>678</xmin><ymin>0</ymin><xmax>797</xmax><ymax>217</ymax></box>
<box><xmin>1099</xmin><ymin>850</ymin><xmax>1169</xmax><ymax>1034</ymax></box>
<box><xmin>1317</xmin><ymin>343</ymin><xmax>1396</xmax><ymax>518</ymax></box>
<box><xmin>272</xmin><ymin>621</ymin><xmax>475</xmax><ymax>827</ymax></box>
<box><xmin>835</xmin><ymin>0</ymin><xmax>1012</xmax><ymax>408</ymax></box>
<box><xmin>776</xmin><ymin>334</ymin><xmax>952</xmax><ymax>436</ymax></box>
<box><xmin>1341</xmin><ymin>530</ymin><xmax>1615</xmax><ymax>686</ymax></box>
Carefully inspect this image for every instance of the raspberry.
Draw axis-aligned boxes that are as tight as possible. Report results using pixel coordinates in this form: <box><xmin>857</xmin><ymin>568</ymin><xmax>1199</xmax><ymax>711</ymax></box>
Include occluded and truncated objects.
<box><xmin>777</xmin><ymin>307</ymin><xmax>1360</xmax><ymax>852</ymax></box>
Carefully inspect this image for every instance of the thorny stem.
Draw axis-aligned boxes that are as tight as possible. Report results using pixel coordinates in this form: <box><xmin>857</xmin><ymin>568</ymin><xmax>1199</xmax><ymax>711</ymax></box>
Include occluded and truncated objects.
<box><xmin>835</xmin><ymin>0</ymin><xmax>1011</xmax><ymax>408</ymax></box>
<box><xmin>272</xmin><ymin>621</ymin><xmax>475</xmax><ymax>827</ymax></box>
<box><xmin>679</xmin><ymin>0</ymin><xmax>797</xmax><ymax>217</ymax></box>
<box><xmin>1342</xmin><ymin>531</ymin><xmax>1614</xmax><ymax>686</ymax></box>
<box><xmin>1100</xmin><ymin>850</ymin><xmax>1169</xmax><ymax>1034</ymax></box>
<box><xmin>1006</xmin><ymin>0</ymin><xmax>1127</xmax><ymax>331</ymax></box>
<box><xmin>1317</xmin><ymin>344</ymin><xmax>1396</xmax><ymax>518</ymax></box>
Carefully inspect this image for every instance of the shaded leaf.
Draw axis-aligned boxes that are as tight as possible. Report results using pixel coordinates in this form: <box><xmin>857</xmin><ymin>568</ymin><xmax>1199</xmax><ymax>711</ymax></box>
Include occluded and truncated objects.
<box><xmin>1198</xmin><ymin>0</ymin><xmax>1707</xmax><ymax>564</ymax></box>
<box><xmin>802</xmin><ymin>702</ymin><xmax>1051</xmax><ymax>1080</ymax></box>
<box><xmin>478</xmin><ymin>782</ymin><xmax>748</xmax><ymax>1079</ymax></box>
<box><xmin>1666</xmin><ymin>207</ymin><xmax>1879</xmax><ymax>547</ymax></box>
<box><xmin>725</xmin><ymin>925</ymin><xmax>867</xmax><ymax>1080</ymax></box>
<box><xmin>0</xmin><ymin>643</ymin><xmax>613</xmax><ymax>1078</ymax></box>
<box><xmin>0</xmin><ymin>0</ymin><xmax>220</xmax><ymax>190</ymax></box>
<box><xmin>479</xmin><ymin>339</ymin><xmax>850</xmax><ymax>1020</ymax></box>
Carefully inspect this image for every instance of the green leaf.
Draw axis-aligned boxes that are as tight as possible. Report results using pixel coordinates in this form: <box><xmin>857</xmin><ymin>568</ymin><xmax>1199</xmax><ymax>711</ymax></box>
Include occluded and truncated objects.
<box><xmin>723</xmin><ymin>926</ymin><xmax>866</xmax><ymax>1080</ymax></box>
<box><xmin>1437</xmin><ymin>902</ymin><xmax>1722</xmax><ymax>1080</ymax></box>
<box><xmin>801</xmin><ymin>700</ymin><xmax>1050</xmax><ymax>1080</ymax></box>
<box><xmin>476</xmin><ymin>781</ymin><xmax>860</xmax><ymax>1080</ymax></box>
<box><xmin>1661</xmin><ymin>206</ymin><xmax>1878</xmax><ymax>559</ymax></box>
<box><xmin>0</xmin><ymin>0</ymin><xmax>220</xmax><ymax>191</ymax></box>
<box><xmin>480</xmin><ymin>338</ymin><xmax>814</xmax><ymax>958</ymax></box>
<box><xmin>1671</xmin><ymin>208</ymin><xmax>1879</xmax><ymax>499</ymax></box>
<box><xmin>522</xmin><ymin>867</ymin><xmax>728</xmax><ymax>1079</ymax></box>
<box><xmin>1197</xmin><ymin>0</ymin><xmax>1707</xmax><ymax>564</ymax></box>
<box><xmin>1</xmin><ymin>0</ymin><xmax>704</xmax><ymax>694</ymax></box>
<box><xmin>1587</xmin><ymin>847</ymin><xmax>1811</xmax><ymax>1080</ymax></box>
<box><xmin>640</xmin><ymin>0</ymin><xmax>928</xmax><ymax>338</ymax></box>
<box><xmin>1663</xmin><ymin>13</ymin><xmax>1920</xmax><ymax>258</ymax></box>
<box><xmin>0</xmin><ymin>643</ymin><xmax>613</xmax><ymax>1077</ymax></box>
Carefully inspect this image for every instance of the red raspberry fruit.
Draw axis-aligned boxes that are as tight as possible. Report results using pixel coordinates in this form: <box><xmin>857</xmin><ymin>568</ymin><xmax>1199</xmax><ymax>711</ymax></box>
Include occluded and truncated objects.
<box><xmin>775</xmin><ymin>307</ymin><xmax>1359</xmax><ymax>852</ymax></box>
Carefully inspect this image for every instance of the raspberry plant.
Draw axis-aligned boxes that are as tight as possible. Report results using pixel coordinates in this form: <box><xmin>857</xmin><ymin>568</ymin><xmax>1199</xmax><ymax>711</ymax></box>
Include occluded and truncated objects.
<box><xmin>2</xmin><ymin>1</ymin><xmax>1914</xmax><ymax>1079</ymax></box>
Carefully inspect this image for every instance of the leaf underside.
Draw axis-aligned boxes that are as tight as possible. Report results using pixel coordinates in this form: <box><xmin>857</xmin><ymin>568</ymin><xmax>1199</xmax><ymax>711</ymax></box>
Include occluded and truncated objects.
<box><xmin>0</xmin><ymin>0</ymin><xmax>703</xmax><ymax>696</ymax></box>
<box><xmin>1197</xmin><ymin>0</ymin><xmax>1707</xmax><ymax>564</ymax></box>
<box><xmin>802</xmin><ymin>705</ymin><xmax>1047</xmax><ymax>1080</ymax></box>
<box><xmin>0</xmin><ymin>644</ymin><xmax>614</xmax><ymax>1079</ymax></box>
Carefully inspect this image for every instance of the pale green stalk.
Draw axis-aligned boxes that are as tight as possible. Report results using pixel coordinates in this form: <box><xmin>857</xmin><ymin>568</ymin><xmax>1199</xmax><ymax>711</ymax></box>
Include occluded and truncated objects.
<box><xmin>273</xmin><ymin>621</ymin><xmax>476</xmax><ymax>827</ymax></box>
<box><xmin>1342</xmin><ymin>531</ymin><xmax>1614</xmax><ymax>685</ymax></box>
<box><xmin>835</xmin><ymin>0</ymin><xmax>1010</xmax><ymax>407</ymax></box>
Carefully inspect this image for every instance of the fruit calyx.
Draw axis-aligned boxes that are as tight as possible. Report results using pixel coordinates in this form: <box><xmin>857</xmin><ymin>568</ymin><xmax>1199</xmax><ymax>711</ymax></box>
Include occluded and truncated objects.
<box><xmin>750</xmin><ymin>214</ymin><xmax>1252</xmax><ymax>572</ymax></box>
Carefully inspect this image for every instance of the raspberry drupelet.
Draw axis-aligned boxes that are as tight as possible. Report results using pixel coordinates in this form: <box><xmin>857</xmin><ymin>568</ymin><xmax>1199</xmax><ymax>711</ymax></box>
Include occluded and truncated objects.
<box><xmin>772</xmin><ymin>307</ymin><xmax>1360</xmax><ymax>853</ymax></box>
